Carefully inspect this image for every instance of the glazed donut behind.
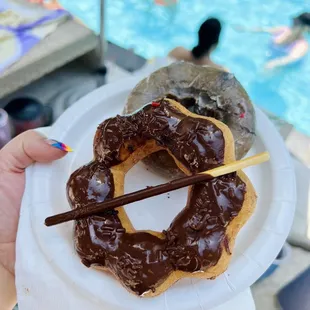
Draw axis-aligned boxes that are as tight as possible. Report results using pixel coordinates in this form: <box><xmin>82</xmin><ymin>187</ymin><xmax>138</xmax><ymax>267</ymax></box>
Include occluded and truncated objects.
<box><xmin>124</xmin><ymin>62</ymin><xmax>256</xmax><ymax>178</ymax></box>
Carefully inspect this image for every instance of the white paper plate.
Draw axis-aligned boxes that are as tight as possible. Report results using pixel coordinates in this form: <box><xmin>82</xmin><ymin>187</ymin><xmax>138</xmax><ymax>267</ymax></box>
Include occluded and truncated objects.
<box><xmin>29</xmin><ymin>77</ymin><xmax>296</xmax><ymax>310</ymax></box>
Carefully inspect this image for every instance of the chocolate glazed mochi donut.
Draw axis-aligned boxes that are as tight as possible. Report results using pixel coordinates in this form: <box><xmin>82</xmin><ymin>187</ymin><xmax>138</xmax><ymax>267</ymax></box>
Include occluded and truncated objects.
<box><xmin>124</xmin><ymin>62</ymin><xmax>256</xmax><ymax>178</ymax></box>
<box><xmin>67</xmin><ymin>99</ymin><xmax>256</xmax><ymax>297</ymax></box>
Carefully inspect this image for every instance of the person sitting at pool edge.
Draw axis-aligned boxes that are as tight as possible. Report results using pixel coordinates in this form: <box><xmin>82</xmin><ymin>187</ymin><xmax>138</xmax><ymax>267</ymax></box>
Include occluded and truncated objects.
<box><xmin>168</xmin><ymin>17</ymin><xmax>227</xmax><ymax>71</ymax></box>
<box><xmin>235</xmin><ymin>12</ymin><xmax>310</xmax><ymax>70</ymax></box>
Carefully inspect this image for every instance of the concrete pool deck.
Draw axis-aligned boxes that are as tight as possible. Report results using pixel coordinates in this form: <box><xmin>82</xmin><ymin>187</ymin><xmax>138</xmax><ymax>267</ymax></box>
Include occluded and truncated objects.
<box><xmin>252</xmin><ymin>246</ymin><xmax>310</xmax><ymax>310</ymax></box>
<box><xmin>286</xmin><ymin>129</ymin><xmax>310</xmax><ymax>169</ymax></box>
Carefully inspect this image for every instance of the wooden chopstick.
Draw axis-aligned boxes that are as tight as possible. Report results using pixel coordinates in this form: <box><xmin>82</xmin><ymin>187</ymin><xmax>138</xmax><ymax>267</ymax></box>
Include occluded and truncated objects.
<box><xmin>45</xmin><ymin>152</ymin><xmax>270</xmax><ymax>227</ymax></box>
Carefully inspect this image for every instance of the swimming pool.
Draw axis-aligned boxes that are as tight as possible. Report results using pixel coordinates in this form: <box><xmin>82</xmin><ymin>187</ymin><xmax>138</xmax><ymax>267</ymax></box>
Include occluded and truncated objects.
<box><xmin>60</xmin><ymin>0</ymin><xmax>310</xmax><ymax>135</ymax></box>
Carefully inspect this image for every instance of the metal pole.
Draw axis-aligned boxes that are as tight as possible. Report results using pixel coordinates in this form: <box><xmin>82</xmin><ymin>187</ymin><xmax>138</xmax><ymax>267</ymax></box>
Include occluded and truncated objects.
<box><xmin>98</xmin><ymin>0</ymin><xmax>106</xmax><ymax>72</ymax></box>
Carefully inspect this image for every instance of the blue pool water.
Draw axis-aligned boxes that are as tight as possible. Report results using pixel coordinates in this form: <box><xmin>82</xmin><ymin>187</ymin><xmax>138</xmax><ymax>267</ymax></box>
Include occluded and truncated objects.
<box><xmin>60</xmin><ymin>0</ymin><xmax>310</xmax><ymax>135</ymax></box>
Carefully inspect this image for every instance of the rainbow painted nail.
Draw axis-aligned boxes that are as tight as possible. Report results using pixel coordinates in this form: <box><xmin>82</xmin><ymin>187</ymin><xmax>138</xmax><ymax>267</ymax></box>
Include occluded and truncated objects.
<box><xmin>45</xmin><ymin>139</ymin><xmax>73</xmax><ymax>152</ymax></box>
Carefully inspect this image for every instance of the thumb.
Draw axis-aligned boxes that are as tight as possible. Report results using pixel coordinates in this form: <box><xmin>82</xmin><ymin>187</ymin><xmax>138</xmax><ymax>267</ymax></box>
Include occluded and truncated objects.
<box><xmin>0</xmin><ymin>130</ymin><xmax>71</xmax><ymax>173</ymax></box>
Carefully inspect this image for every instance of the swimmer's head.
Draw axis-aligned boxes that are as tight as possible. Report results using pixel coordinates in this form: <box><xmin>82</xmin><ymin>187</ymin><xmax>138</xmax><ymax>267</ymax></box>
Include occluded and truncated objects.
<box><xmin>293</xmin><ymin>12</ymin><xmax>310</xmax><ymax>32</ymax></box>
<box><xmin>192</xmin><ymin>18</ymin><xmax>222</xmax><ymax>59</ymax></box>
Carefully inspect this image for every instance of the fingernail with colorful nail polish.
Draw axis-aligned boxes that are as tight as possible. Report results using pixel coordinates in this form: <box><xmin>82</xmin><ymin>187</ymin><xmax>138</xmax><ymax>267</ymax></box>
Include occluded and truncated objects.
<box><xmin>45</xmin><ymin>139</ymin><xmax>73</xmax><ymax>152</ymax></box>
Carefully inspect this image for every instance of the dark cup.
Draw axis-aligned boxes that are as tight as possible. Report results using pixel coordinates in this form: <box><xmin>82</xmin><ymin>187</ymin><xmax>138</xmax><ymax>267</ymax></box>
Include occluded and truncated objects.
<box><xmin>4</xmin><ymin>97</ymin><xmax>52</xmax><ymax>136</ymax></box>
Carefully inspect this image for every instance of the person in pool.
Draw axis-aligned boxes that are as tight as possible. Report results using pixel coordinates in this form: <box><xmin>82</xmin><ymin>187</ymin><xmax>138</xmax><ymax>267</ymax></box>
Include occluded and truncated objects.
<box><xmin>154</xmin><ymin>0</ymin><xmax>177</xmax><ymax>6</ymax></box>
<box><xmin>168</xmin><ymin>17</ymin><xmax>227</xmax><ymax>71</ymax></box>
<box><xmin>235</xmin><ymin>12</ymin><xmax>310</xmax><ymax>70</ymax></box>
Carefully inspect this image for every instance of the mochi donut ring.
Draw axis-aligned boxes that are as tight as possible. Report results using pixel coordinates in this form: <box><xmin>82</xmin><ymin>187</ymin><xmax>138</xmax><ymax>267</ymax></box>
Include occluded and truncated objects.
<box><xmin>67</xmin><ymin>98</ymin><xmax>256</xmax><ymax>297</ymax></box>
<box><xmin>124</xmin><ymin>62</ymin><xmax>256</xmax><ymax>178</ymax></box>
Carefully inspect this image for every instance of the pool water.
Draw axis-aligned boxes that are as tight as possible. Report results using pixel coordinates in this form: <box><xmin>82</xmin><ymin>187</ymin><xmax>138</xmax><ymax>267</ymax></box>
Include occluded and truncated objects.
<box><xmin>60</xmin><ymin>0</ymin><xmax>310</xmax><ymax>135</ymax></box>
